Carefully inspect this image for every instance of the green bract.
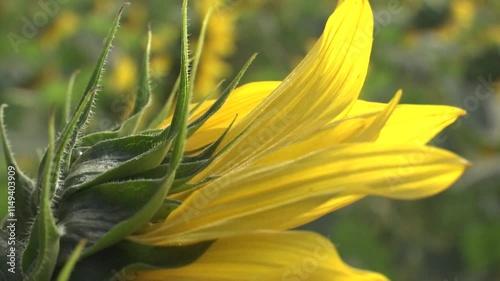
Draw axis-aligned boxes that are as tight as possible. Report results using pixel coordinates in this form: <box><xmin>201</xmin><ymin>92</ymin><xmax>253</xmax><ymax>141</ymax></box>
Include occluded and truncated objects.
<box><xmin>0</xmin><ymin>1</ymin><xmax>254</xmax><ymax>280</ymax></box>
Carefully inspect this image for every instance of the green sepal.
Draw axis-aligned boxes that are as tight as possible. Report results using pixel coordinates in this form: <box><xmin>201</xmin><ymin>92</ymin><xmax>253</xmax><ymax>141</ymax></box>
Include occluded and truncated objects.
<box><xmin>150</xmin><ymin>199</ymin><xmax>182</xmax><ymax>223</ymax></box>
<box><xmin>80</xmin><ymin>174</ymin><xmax>175</xmax><ymax>257</ymax></box>
<box><xmin>0</xmin><ymin>105</ymin><xmax>36</xmax><ymax>236</ymax></box>
<box><xmin>164</xmin><ymin>0</ymin><xmax>191</xmax><ymax>173</ymax></box>
<box><xmin>75</xmin><ymin>129</ymin><xmax>162</xmax><ymax>160</ymax></box>
<box><xmin>169</xmin><ymin>113</ymin><xmax>253</xmax><ymax>194</ymax></box>
<box><xmin>186</xmin><ymin>53</ymin><xmax>257</xmax><ymax>137</ymax></box>
<box><xmin>79</xmin><ymin>0</ymin><xmax>193</xmax><ymax>248</ymax></box>
<box><xmin>36</xmin><ymin>4</ymin><xmax>128</xmax><ymax>204</ymax></box>
<box><xmin>55</xmin><ymin>240</ymin><xmax>212</xmax><ymax>281</ymax></box>
<box><xmin>72</xmin><ymin>0</ymin><xmax>195</xmax><ymax>259</ymax></box>
<box><xmin>35</xmin><ymin>86</ymin><xmax>98</xmax><ymax>201</ymax></box>
<box><xmin>56</xmin><ymin>240</ymin><xmax>87</xmax><ymax>281</ymax></box>
<box><xmin>22</xmin><ymin>112</ymin><xmax>60</xmax><ymax>281</ymax></box>
<box><xmin>145</xmin><ymin>52</ymin><xmax>255</xmax><ymax>163</ymax></box>
<box><xmin>81</xmin><ymin>0</ymin><xmax>198</xmax><ymax>257</ymax></box>
<box><xmin>61</xmin><ymin>70</ymin><xmax>80</xmax><ymax>173</ymax></box>
<box><xmin>118</xmin><ymin>26</ymin><xmax>153</xmax><ymax>136</ymax></box>
<box><xmin>77</xmin><ymin>131</ymin><xmax>120</xmax><ymax>147</ymax></box>
<box><xmin>131</xmin><ymin>26</ymin><xmax>153</xmax><ymax>117</ymax></box>
<box><xmin>188</xmin><ymin>80</ymin><xmax>224</xmax><ymax>116</ymax></box>
<box><xmin>63</xmin><ymin>70</ymin><xmax>80</xmax><ymax>125</ymax></box>
<box><xmin>168</xmin><ymin>114</ymin><xmax>237</xmax><ymax>193</ymax></box>
<box><xmin>82</xmin><ymin>4</ymin><xmax>129</xmax><ymax>101</ymax></box>
<box><xmin>147</xmin><ymin>75</ymin><xmax>179</xmax><ymax>130</ymax></box>
<box><xmin>56</xmin><ymin>179</ymin><xmax>165</xmax><ymax>262</ymax></box>
<box><xmin>61</xmin><ymin>132</ymin><xmax>173</xmax><ymax>199</ymax></box>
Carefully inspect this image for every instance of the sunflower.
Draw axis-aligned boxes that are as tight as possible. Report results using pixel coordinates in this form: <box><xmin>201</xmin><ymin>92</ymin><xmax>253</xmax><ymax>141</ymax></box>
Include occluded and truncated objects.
<box><xmin>135</xmin><ymin>0</ymin><xmax>468</xmax><ymax>279</ymax></box>
<box><xmin>0</xmin><ymin>0</ymin><xmax>468</xmax><ymax>280</ymax></box>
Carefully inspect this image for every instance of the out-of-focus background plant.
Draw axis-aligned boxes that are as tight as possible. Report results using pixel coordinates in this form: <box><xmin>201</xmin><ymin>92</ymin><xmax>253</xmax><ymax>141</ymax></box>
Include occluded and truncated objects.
<box><xmin>1</xmin><ymin>0</ymin><xmax>499</xmax><ymax>280</ymax></box>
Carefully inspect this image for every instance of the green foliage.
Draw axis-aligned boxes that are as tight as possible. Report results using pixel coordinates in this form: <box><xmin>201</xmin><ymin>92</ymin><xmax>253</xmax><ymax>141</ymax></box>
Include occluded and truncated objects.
<box><xmin>0</xmin><ymin>1</ymin><xmax>255</xmax><ymax>279</ymax></box>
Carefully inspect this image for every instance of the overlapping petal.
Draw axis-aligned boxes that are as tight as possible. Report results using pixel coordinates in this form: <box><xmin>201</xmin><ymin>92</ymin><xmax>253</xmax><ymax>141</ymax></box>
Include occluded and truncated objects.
<box><xmin>134</xmin><ymin>143</ymin><xmax>467</xmax><ymax>245</ymax></box>
<box><xmin>135</xmin><ymin>231</ymin><xmax>388</xmax><ymax>281</ymax></box>
<box><xmin>183</xmin><ymin>81</ymin><xmax>280</xmax><ymax>150</ymax></box>
<box><xmin>192</xmin><ymin>0</ymin><xmax>374</xmax><ymax>180</ymax></box>
<box><xmin>251</xmin><ymin>91</ymin><xmax>402</xmax><ymax>167</ymax></box>
<box><xmin>349</xmin><ymin>101</ymin><xmax>466</xmax><ymax>145</ymax></box>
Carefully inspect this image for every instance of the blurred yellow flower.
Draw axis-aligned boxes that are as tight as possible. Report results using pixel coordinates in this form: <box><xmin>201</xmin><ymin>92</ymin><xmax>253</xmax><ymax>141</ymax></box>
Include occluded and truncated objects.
<box><xmin>193</xmin><ymin>0</ymin><xmax>238</xmax><ymax>99</ymax></box>
<box><xmin>482</xmin><ymin>25</ymin><xmax>500</xmax><ymax>45</ymax></box>
<box><xmin>436</xmin><ymin>0</ymin><xmax>475</xmax><ymax>40</ymax></box>
<box><xmin>40</xmin><ymin>11</ymin><xmax>79</xmax><ymax>49</ymax></box>
<box><xmin>406</xmin><ymin>0</ymin><xmax>476</xmax><ymax>43</ymax></box>
<box><xmin>150</xmin><ymin>53</ymin><xmax>172</xmax><ymax>76</ymax></box>
<box><xmin>123</xmin><ymin>2</ymin><xmax>148</xmax><ymax>32</ymax></box>
<box><xmin>134</xmin><ymin>0</ymin><xmax>468</xmax><ymax>279</ymax></box>
<box><xmin>110</xmin><ymin>55</ymin><xmax>137</xmax><ymax>93</ymax></box>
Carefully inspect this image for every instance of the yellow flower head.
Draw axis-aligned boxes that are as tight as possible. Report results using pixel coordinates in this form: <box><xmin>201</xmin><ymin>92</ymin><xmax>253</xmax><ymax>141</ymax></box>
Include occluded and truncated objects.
<box><xmin>0</xmin><ymin>1</ymin><xmax>468</xmax><ymax>281</ymax></box>
<box><xmin>136</xmin><ymin>0</ymin><xmax>468</xmax><ymax>279</ymax></box>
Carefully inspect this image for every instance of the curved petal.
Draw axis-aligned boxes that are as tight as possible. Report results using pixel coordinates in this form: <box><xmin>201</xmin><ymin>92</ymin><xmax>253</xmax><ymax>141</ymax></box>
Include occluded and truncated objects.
<box><xmin>134</xmin><ymin>143</ymin><xmax>468</xmax><ymax>245</ymax></box>
<box><xmin>252</xmin><ymin>91</ymin><xmax>402</xmax><ymax>167</ymax></box>
<box><xmin>195</xmin><ymin>81</ymin><xmax>281</xmax><ymax>130</ymax></box>
<box><xmin>185</xmin><ymin>81</ymin><xmax>280</xmax><ymax>150</ymax></box>
<box><xmin>193</xmin><ymin>0</ymin><xmax>374</xmax><ymax>180</ymax></box>
<box><xmin>348</xmin><ymin>100</ymin><xmax>466</xmax><ymax>145</ymax></box>
<box><xmin>134</xmin><ymin>231</ymin><xmax>388</xmax><ymax>281</ymax></box>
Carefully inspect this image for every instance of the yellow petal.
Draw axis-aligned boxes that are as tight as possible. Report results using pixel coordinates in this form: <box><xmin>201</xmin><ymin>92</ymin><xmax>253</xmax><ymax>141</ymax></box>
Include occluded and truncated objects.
<box><xmin>377</xmin><ymin>104</ymin><xmax>465</xmax><ymax>145</ymax></box>
<box><xmin>283</xmin><ymin>195</ymin><xmax>365</xmax><ymax>230</ymax></box>
<box><xmin>193</xmin><ymin>0</ymin><xmax>374</xmax><ymax>180</ymax></box>
<box><xmin>251</xmin><ymin>91</ymin><xmax>401</xmax><ymax>167</ymax></box>
<box><xmin>347</xmin><ymin>100</ymin><xmax>466</xmax><ymax>145</ymax></box>
<box><xmin>134</xmin><ymin>231</ymin><xmax>388</xmax><ymax>281</ymax></box>
<box><xmin>185</xmin><ymin>81</ymin><xmax>279</xmax><ymax>150</ymax></box>
<box><xmin>133</xmin><ymin>143</ymin><xmax>467</xmax><ymax>245</ymax></box>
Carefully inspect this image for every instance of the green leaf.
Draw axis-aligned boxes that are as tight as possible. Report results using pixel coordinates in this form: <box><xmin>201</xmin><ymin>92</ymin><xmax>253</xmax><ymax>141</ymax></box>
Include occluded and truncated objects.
<box><xmin>80</xmin><ymin>177</ymin><xmax>170</xmax><ymax>257</ymax></box>
<box><xmin>132</xmin><ymin>26</ymin><xmax>153</xmax><ymax>117</ymax></box>
<box><xmin>166</xmin><ymin>0</ymin><xmax>191</xmax><ymax>171</ymax></box>
<box><xmin>22</xmin><ymin>112</ymin><xmax>60</xmax><ymax>281</ymax></box>
<box><xmin>150</xmin><ymin>199</ymin><xmax>182</xmax><ymax>223</ymax></box>
<box><xmin>189</xmin><ymin>5</ymin><xmax>214</xmax><ymax>95</ymax></box>
<box><xmin>147</xmin><ymin>73</ymin><xmax>179</xmax><ymax>129</ymax></box>
<box><xmin>37</xmin><ymin>86</ymin><xmax>98</xmax><ymax>198</ymax></box>
<box><xmin>61</xmin><ymin>132</ymin><xmax>173</xmax><ymax>198</ymax></box>
<box><xmin>186</xmin><ymin>53</ymin><xmax>257</xmax><ymax>137</ymax></box>
<box><xmin>118</xmin><ymin>26</ymin><xmax>153</xmax><ymax>136</ymax></box>
<box><xmin>169</xmin><ymin>114</ymin><xmax>254</xmax><ymax>194</ymax></box>
<box><xmin>56</xmin><ymin>179</ymin><xmax>164</xmax><ymax>262</ymax></box>
<box><xmin>82</xmin><ymin>4</ymin><xmax>130</xmax><ymax>101</ymax></box>
<box><xmin>0</xmin><ymin>104</ymin><xmax>36</xmax><ymax>239</ymax></box>
<box><xmin>45</xmin><ymin>3</ymin><xmax>129</xmax><ymax>200</ymax></box>
<box><xmin>81</xmin><ymin>0</ymin><xmax>192</xmax><ymax>258</ymax></box>
<box><xmin>56</xmin><ymin>239</ymin><xmax>87</xmax><ymax>281</ymax></box>
<box><xmin>64</xmin><ymin>70</ymin><xmax>80</xmax><ymax>125</ymax></box>
<box><xmin>78</xmin><ymin>131</ymin><xmax>120</xmax><ymax>147</ymax></box>
<box><xmin>167</xmin><ymin>115</ymin><xmax>237</xmax><ymax>193</ymax></box>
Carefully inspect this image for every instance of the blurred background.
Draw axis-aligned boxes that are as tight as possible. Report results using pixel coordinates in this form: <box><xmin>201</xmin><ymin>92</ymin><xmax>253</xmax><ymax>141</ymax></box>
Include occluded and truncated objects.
<box><xmin>0</xmin><ymin>0</ymin><xmax>499</xmax><ymax>280</ymax></box>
